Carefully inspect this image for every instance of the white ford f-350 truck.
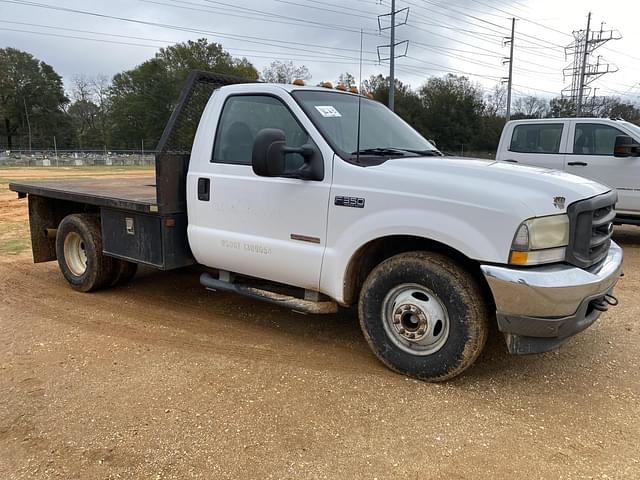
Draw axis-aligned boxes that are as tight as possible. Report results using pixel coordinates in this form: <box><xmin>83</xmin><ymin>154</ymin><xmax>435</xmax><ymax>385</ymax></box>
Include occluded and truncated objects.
<box><xmin>496</xmin><ymin>117</ymin><xmax>640</xmax><ymax>225</ymax></box>
<box><xmin>10</xmin><ymin>71</ymin><xmax>624</xmax><ymax>381</ymax></box>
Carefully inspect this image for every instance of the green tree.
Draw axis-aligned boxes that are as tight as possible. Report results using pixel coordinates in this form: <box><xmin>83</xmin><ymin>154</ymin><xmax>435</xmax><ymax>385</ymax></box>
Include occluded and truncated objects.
<box><xmin>418</xmin><ymin>74</ymin><xmax>485</xmax><ymax>152</ymax></box>
<box><xmin>108</xmin><ymin>39</ymin><xmax>258</xmax><ymax>149</ymax></box>
<box><xmin>548</xmin><ymin>97</ymin><xmax>576</xmax><ymax>117</ymax></box>
<box><xmin>0</xmin><ymin>47</ymin><xmax>69</xmax><ymax>150</ymax></box>
<box><xmin>362</xmin><ymin>75</ymin><xmax>424</xmax><ymax>136</ymax></box>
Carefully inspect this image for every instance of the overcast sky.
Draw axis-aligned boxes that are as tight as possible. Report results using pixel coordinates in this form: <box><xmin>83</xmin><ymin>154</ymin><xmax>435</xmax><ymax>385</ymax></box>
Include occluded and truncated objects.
<box><xmin>1</xmin><ymin>0</ymin><xmax>639</xmax><ymax>102</ymax></box>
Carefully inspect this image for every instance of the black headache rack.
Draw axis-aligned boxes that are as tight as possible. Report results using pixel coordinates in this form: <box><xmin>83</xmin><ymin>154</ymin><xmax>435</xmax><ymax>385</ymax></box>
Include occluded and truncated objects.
<box><xmin>154</xmin><ymin>70</ymin><xmax>256</xmax><ymax>214</ymax></box>
<box><xmin>104</xmin><ymin>70</ymin><xmax>256</xmax><ymax>269</ymax></box>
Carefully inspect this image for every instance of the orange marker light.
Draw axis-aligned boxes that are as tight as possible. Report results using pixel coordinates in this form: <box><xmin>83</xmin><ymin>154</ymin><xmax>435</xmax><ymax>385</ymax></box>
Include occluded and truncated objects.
<box><xmin>509</xmin><ymin>251</ymin><xmax>529</xmax><ymax>265</ymax></box>
<box><xmin>292</xmin><ymin>79</ymin><xmax>305</xmax><ymax>86</ymax></box>
<box><xmin>321</xmin><ymin>81</ymin><xmax>333</xmax><ymax>89</ymax></box>
<box><xmin>335</xmin><ymin>83</ymin><xmax>347</xmax><ymax>91</ymax></box>
<box><xmin>349</xmin><ymin>87</ymin><xmax>359</xmax><ymax>94</ymax></box>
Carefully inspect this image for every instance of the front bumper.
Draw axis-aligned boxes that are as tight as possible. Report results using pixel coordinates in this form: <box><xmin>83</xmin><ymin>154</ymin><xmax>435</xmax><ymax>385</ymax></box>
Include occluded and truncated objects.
<box><xmin>480</xmin><ymin>242</ymin><xmax>623</xmax><ymax>354</ymax></box>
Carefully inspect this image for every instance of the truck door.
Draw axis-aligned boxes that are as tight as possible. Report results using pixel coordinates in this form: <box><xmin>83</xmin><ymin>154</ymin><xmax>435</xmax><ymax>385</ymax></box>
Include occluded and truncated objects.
<box><xmin>502</xmin><ymin>122</ymin><xmax>566</xmax><ymax>170</ymax></box>
<box><xmin>188</xmin><ymin>93</ymin><xmax>332</xmax><ymax>290</ymax></box>
<box><xmin>567</xmin><ymin>121</ymin><xmax>640</xmax><ymax>214</ymax></box>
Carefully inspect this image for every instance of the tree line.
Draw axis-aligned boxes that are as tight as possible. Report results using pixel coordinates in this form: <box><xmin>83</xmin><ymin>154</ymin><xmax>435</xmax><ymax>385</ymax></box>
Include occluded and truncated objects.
<box><xmin>1</xmin><ymin>39</ymin><xmax>639</xmax><ymax>154</ymax></box>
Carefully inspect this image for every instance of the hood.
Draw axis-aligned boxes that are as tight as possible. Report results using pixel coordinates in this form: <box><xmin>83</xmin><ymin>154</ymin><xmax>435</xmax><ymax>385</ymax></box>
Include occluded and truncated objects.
<box><xmin>372</xmin><ymin>156</ymin><xmax>610</xmax><ymax>217</ymax></box>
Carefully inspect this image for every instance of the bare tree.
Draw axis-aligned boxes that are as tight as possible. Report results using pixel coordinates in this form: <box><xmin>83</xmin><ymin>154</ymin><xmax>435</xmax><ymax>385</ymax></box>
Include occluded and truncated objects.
<box><xmin>485</xmin><ymin>84</ymin><xmax>507</xmax><ymax>116</ymax></box>
<box><xmin>261</xmin><ymin>61</ymin><xmax>311</xmax><ymax>84</ymax></box>
<box><xmin>513</xmin><ymin>95</ymin><xmax>549</xmax><ymax>118</ymax></box>
<box><xmin>336</xmin><ymin>72</ymin><xmax>356</xmax><ymax>89</ymax></box>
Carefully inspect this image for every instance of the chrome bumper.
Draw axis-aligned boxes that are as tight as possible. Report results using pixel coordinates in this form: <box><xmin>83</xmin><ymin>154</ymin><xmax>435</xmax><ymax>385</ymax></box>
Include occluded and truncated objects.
<box><xmin>480</xmin><ymin>242</ymin><xmax>623</xmax><ymax>354</ymax></box>
<box><xmin>481</xmin><ymin>242</ymin><xmax>623</xmax><ymax>318</ymax></box>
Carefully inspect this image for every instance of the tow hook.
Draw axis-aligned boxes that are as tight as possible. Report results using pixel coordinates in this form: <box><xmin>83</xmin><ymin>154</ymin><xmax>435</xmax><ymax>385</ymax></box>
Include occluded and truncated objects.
<box><xmin>591</xmin><ymin>294</ymin><xmax>619</xmax><ymax>312</ymax></box>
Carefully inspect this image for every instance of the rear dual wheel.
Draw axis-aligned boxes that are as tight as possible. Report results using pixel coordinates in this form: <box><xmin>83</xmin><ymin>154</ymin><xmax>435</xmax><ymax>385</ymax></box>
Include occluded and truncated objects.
<box><xmin>56</xmin><ymin>214</ymin><xmax>137</xmax><ymax>292</ymax></box>
<box><xmin>359</xmin><ymin>251</ymin><xmax>489</xmax><ymax>381</ymax></box>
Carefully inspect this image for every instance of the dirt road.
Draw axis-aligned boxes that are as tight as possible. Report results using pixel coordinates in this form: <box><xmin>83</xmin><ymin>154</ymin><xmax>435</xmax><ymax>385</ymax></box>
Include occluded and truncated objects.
<box><xmin>1</xmin><ymin>168</ymin><xmax>638</xmax><ymax>479</ymax></box>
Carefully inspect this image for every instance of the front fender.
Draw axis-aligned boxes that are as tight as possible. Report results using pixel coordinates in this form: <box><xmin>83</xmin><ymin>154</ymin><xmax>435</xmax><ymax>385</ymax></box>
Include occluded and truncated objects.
<box><xmin>319</xmin><ymin>207</ymin><xmax>519</xmax><ymax>304</ymax></box>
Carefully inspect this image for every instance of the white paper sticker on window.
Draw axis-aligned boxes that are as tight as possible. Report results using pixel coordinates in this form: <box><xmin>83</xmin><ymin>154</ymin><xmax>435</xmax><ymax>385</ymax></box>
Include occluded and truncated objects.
<box><xmin>314</xmin><ymin>105</ymin><xmax>342</xmax><ymax>118</ymax></box>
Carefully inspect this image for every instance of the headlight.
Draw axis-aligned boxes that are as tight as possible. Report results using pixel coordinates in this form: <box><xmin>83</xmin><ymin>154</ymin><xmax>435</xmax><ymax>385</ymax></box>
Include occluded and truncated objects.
<box><xmin>510</xmin><ymin>214</ymin><xmax>569</xmax><ymax>266</ymax></box>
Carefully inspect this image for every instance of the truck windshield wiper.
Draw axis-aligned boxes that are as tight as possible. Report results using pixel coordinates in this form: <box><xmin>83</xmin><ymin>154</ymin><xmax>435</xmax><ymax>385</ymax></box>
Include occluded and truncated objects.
<box><xmin>351</xmin><ymin>147</ymin><xmax>443</xmax><ymax>157</ymax></box>
<box><xmin>351</xmin><ymin>147</ymin><xmax>413</xmax><ymax>156</ymax></box>
<box><xmin>391</xmin><ymin>148</ymin><xmax>443</xmax><ymax>156</ymax></box>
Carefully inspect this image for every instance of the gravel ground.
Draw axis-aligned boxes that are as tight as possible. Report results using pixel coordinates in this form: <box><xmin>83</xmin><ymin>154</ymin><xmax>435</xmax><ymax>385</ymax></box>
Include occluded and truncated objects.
<box><xmin>0</xmin><ymin>169</ymin><xmax>638</xmax><ymax>479</ymax></box>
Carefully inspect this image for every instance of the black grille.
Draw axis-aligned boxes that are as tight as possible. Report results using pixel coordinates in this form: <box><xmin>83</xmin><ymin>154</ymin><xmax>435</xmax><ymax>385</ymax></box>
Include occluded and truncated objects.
<box><xmin>566</xmin><ymin>191</ymin><xmax>617</xmax><ymax>268</ymax></box>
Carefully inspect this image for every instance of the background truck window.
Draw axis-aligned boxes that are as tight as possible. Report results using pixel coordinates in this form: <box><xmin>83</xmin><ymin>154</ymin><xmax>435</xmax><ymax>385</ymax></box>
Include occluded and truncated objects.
<box><xmin>574</xmin><ymin>123</ymin><xmax>626</xmax><ymax>155</ymax></box>
<box><xmin>509</xmin><ymin>123</ymin><xmax>564</xmax><ymax>154</ymax></box>
<box><xmin>212</xmin><ymin>95</ymin><xmax>308</xmax><ymax>170</ymax></box>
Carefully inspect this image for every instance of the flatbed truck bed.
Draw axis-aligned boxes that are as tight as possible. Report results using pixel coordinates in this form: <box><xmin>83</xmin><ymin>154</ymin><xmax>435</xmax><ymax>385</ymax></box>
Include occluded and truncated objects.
<box><xmin>9</xmin><ymin>175</ymin><xmax>193</xmax><ymax>271</ymax></box>
<box><xmin>9</xmin><ymin>176</ymin><xmax>158</xmax><ymax>213</ymax></box>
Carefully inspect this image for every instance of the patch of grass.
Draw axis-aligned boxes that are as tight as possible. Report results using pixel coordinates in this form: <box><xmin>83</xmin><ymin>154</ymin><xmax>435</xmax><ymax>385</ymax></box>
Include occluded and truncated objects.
<box><xmin>0</xmin><ymin>237</ymin><xmax>31</xmax><ymax>256</ymax></box>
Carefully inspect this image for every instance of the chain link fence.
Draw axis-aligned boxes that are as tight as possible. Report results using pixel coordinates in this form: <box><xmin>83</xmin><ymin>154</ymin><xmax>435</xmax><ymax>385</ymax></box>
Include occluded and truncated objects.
<box><xmin>0</xmin><ymin>150</ymin><xmax>155</xmax><ymax>167</ymax></box>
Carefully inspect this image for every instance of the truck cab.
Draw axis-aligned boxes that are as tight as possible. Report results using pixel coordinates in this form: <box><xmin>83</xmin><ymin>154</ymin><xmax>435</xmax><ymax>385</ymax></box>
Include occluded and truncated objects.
<box><xmin>496</xmin><ymin>117</ymin><xmax>640</xmax><ymax>224</ymax></box>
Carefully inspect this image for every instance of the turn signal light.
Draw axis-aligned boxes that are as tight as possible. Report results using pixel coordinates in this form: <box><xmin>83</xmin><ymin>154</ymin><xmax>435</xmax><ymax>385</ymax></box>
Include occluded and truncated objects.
<box><xmin>509</xmin><ymin>251</ymin><xmax>529</xmax><ymax>265</ymax></box>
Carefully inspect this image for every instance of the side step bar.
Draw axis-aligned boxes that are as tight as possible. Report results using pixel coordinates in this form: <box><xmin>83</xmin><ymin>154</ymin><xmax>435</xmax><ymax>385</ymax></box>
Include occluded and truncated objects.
<box><xmin>200</xmin><ymin>273</ymin><xmax>338</xmax><ymax>314</ymax></box>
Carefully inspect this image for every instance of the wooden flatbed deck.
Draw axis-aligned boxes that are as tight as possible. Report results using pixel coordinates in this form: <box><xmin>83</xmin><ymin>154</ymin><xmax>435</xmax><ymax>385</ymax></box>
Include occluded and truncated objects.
<box><xmin>9</xmin><ymin>176</ymin><xmax>159</xmax><ymax>213</ymax></box>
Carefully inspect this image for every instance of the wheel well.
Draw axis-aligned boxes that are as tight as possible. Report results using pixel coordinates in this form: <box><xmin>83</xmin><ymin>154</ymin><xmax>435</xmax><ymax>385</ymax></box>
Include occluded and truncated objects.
<box><xmin>28</xmin><ymin>195</ymin><xmax>100</xmax><ymax>263</ymax></box>
<box><xmin>342</xmin><ymin>235</ymin><xmax>494</xmax><ymax>308</ymax></box>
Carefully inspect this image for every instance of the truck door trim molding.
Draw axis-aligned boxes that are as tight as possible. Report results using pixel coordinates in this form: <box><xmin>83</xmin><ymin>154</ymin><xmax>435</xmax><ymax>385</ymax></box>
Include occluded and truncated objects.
<box><xmin>290</xmin><ymin>234</ymin><xmax>321</xmax><ymax>244</ymax></box>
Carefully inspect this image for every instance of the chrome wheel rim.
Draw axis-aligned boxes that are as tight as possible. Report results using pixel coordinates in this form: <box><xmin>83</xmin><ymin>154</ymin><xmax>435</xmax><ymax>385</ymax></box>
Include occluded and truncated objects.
<box><xmin>63</xmin><ymin>232</ymin><xmax>88</xmax><ymax>276</ymax></box>
<box><xmin>381</xmin><ymin>283</ymin><xmax>450</xmax><ymax>356</ymax></box>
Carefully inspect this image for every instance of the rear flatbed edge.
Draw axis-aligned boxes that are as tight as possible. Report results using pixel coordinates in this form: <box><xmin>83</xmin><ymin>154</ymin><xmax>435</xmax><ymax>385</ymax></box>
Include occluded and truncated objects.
<box><xmin>9</xmin><ymin>178</ymin><xmax>160</xmax><ymax>214</ymax></box>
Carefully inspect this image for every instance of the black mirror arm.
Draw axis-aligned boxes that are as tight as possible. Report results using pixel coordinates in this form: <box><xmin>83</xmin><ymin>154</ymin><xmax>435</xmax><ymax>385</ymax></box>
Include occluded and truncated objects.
<box><xmin>282</xmin><ymin>145</ymin><xmax>315</xmax><ymax>158</ymax></box>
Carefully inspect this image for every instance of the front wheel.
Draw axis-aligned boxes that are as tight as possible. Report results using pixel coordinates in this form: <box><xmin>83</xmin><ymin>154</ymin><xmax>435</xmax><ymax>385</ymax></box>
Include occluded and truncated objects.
<box><xmin>358</xmin><ymin>251</ymin><xmax>489</xmax><ymax>381</ymax></box>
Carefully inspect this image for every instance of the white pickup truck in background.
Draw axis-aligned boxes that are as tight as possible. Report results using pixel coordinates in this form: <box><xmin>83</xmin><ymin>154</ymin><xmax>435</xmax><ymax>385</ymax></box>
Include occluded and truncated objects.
<box><xmin>496</xmin><ymin>118</ymin><xmax>640</xmax><ymax>225</ymax></box>
<box><xmin>9</xmin><ymin>71</ymin><xmax>624</xmax><ymax>381</ymax></box>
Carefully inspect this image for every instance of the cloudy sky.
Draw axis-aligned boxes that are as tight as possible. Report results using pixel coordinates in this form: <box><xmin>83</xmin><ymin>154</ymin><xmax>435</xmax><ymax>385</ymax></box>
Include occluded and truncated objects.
<box><xmin>1</xmin><ymin>0</ymin><xmax>639</xmax><ymax>102</ymax></box>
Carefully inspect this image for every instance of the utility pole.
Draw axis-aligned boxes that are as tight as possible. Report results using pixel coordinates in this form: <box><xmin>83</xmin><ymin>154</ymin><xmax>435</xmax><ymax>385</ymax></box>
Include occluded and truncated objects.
<box><xmin>53</xmin><ymin>135</ymin><xmax>58</xmax><ymax>167</ymax></box>
<box><xmin>389</xmin><ymin>0</ymin><xmax>396</xmax><ymax>111</ymax></box>
<box><xmin>562</xmin><ymin>13</ymin><xmax>620</xmax><ymax>116</ymax></box>
<box><xmin>576</xmin><ymin>12</ymin><xmax>592</xmax><ymax>116</ymax></box>
<box><xmin>23</xmin><ymin>98</ymin><xmax>32</xmax><ymax>153</ymax></box>
<box><xmin>503</xmin><ymin>18</ymin><xmax>516</xmax><ymax>121</ymax></box>
<box><xmin>377</xmin><ymin>2</ymin><xmax>409</xmax><ymax>112</ymax></box>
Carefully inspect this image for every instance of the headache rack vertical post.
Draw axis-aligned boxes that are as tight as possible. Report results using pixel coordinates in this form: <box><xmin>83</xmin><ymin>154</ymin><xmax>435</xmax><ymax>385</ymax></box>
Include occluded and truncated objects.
<box><xmin>154</xmin><ymin>70</ymin><xmax>257</xmax><ymax>214</ymax></box>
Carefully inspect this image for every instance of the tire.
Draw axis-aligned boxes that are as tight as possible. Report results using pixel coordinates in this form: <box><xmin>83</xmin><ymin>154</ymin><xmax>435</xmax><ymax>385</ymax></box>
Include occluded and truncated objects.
<box><xmin>55</xmin><ymin>214</ymin><xmax>115</xmax><ymax>292</ymax></box>
<box><xmin>109</xmin><ymin>260</ymin><xmax>138</xmax><ymax>287</ymax></box>
<box><xmin>358</xmin><ymin>251</ymin><xmax>489</xmax><ymax>381</ymax></box>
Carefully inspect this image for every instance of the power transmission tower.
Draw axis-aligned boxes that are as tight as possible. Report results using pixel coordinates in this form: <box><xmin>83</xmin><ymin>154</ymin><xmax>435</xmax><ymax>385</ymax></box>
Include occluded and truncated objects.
<box><xmin>377</xmin><ymin>1</ymin><xmax>409</xmax><ymax>111</ymax></box>
<box><xmin>501</xmin><ymin>18</ymin><xmax>516</xmax><ymax>121</ymax></box>
<box><xmin>562</xmin><ymin>13</ymin><xmax>621</xmax><ymax>116</ymax></box>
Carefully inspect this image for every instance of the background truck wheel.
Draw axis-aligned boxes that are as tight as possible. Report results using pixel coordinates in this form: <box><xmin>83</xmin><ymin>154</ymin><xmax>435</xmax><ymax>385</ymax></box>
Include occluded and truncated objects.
<box><xmin>109</xmin><ymin>260</ymin><xmax>138</xmax><ymax>287</ymax></box>
<box><xmin>55</xmin><ymin>214</ymin><xmax>114</xmax><ymax>292</ymax></box>
<box><xmin>358</xmin><ymin>251</ymin><xmax>489</xmax><ymax>381</ymax></box>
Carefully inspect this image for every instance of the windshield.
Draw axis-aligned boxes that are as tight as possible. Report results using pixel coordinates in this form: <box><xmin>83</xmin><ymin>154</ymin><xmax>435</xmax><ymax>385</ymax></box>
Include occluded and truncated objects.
<box><xmin>292</xmin><ymin>90</ymin><xmax>438</xmax><ymax>161</ymax></box>
<box><xmin>620</xmin><ymin>121</ymin><xmax>640</xmax><ymax>139</ymax></box>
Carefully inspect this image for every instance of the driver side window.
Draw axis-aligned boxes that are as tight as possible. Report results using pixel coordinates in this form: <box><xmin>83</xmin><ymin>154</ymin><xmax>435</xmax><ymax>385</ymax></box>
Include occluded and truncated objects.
<box><xmin>212</xmin><ymin>95</ymin><xmax>309</xmax><ymax>171</ymax></box>
<box><xmin>573</xmin><ymin>123</ymin><xmax>626</xmax><ymax>156</ymax></box>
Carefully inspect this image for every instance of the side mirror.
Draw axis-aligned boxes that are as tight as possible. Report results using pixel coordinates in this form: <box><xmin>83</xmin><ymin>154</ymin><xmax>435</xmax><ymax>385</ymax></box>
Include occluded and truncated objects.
<box><xmin>614</xmin><ymin>135</ymin><xmax>640</xmax><ymax>157</ymax></box>
<box><xmin>252</xmin><ymin>128</ymin><xmax>323</xmax><ymax>180</ymax></box>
